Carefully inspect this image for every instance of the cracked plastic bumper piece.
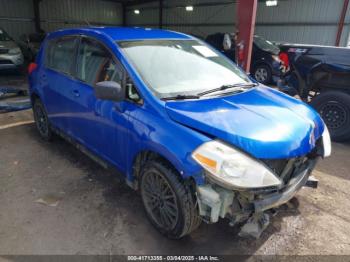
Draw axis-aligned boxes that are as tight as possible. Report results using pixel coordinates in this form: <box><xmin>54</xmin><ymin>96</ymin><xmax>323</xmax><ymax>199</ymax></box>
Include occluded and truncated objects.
<box><xmin>196</xmin><ymin>158</ymin><xmax>318</xmax><ymax>238</ymax></box>
<box><xmin>254</xmin><ymin>159</ymin><xmax>317</xmax><ymax>213</ymax></box>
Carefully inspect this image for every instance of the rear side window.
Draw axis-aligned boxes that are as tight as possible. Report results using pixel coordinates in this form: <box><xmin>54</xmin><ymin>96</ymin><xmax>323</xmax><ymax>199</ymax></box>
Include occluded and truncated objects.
<box><xmin>76</xmin><ymin>38</ymin><xmax>123</xmax><ymax>86</ymax></box>
<box><xmin>46</xmin><ymin>37</ymin><xmax>77</xmax><ymax>75</ymax></box>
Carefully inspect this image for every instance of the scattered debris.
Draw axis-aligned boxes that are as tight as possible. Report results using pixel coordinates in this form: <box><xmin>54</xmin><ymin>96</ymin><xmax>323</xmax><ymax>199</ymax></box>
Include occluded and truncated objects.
<box><xmin>35</xmin><ymin>195</ymin><xmax>62</xmax><ymax>207</ymax></box>
<box><xmin>239</xmin><ymin>213</ymin><xmax>270</xmax><ymax>239</ymax></box>
<box><xmin>0</xmin><ymin>86</ymin><xmax>31</xmax><ymax>113</ymax></box>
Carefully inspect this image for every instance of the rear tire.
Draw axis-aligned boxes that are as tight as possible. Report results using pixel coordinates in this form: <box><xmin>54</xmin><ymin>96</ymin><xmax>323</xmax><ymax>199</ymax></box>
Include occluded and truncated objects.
<box><xmin>310</xmin><ymin>91</ymin><xmax>350</xmax><ymax>142</ymax></box>
<box><xmin>33</xmin><ymin>99</ymin><xmax>53</xmax><ymax>141</ymax></box>
<box><xmin>140</xmin><ymin>161</ymin><xmax>201</xmax><ymax>239</ymax></box>
<box><xmin>253</xmin><ymin>65</ymin><xmax>272</xmax><ymax>84</ymax></box>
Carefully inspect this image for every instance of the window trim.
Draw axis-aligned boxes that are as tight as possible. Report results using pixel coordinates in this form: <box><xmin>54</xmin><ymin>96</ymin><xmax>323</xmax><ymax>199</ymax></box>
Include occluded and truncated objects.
<box><xmin>77</xmin><ymin>35</ymin><xmax>143</xmax><ymax>105</ymax></box>
<box><xmin>44</xmin><ymin>35</ymin><xmax>79</xmax><ymax>78</ymax></box>
<box><xmin>74</xmin><ymin>35</ymin><xmax>125</xmax><ymax>86</ymax></box>
<box><xmin>44</xmin><ymin>33</ymin><xmax>143</xmax><ymax>105</ymax></box>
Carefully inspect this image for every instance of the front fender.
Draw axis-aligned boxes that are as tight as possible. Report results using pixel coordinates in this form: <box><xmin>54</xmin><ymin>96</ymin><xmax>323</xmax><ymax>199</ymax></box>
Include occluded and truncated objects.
<box><xmin>126</xmin><ymin>107</ymin><xmax>210</xmax><ymax>185</ymax></box>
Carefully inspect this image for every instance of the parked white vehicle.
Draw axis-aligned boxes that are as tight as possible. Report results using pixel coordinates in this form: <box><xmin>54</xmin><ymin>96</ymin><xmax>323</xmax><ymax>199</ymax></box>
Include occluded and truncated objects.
<box><xmin>0</xmin><ymin>28</ymin><xmax>24</xmax><ymax>70</ymax></box>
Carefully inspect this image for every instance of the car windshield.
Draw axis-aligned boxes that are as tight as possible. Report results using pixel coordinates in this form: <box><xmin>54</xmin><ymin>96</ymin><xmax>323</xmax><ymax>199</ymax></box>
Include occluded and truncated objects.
<box><xmin>254</xmin><ymin>36</ymin><xmax>280</xmax><ymax>54</ymax></box>
<box><xmin>0</xmin><ymin>29</ymin><xmax>12</xmax><ymax>41</ymax></box>
<box><xmin>118</xmin><ymin>39</ymin><xmax>251</xmax><ymax>98</ymax></box>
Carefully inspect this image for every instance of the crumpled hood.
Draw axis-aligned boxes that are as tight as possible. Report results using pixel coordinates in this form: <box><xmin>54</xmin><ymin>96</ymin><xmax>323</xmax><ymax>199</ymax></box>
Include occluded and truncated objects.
<box><xmin>165</xmin><ymin>87</ymin><xmax>324</xmax><ymax>159</ymax></box>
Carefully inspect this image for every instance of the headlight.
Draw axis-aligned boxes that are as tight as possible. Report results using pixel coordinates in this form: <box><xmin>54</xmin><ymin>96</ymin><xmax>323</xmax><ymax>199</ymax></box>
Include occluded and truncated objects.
<box><xmin>8</xmin><ymin>47</ymin><xmax>21</xmax><ymax>55</ymax></box>
<box><xmin>192</xmin><ymin>140</ymin><xmax>282</xmax><ymax>189</ymax></box>
<box><xmin>322</xmin><ymin>125</ymin><xmax>331</xmax><ymax>157</ymax></box>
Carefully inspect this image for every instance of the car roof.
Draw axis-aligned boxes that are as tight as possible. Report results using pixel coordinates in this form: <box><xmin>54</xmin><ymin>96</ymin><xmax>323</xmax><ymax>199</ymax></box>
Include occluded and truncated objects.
<box><xmin>49</xmin><ymin>26</ymin><xmax>193</xmax><ymax>41</ymax></box>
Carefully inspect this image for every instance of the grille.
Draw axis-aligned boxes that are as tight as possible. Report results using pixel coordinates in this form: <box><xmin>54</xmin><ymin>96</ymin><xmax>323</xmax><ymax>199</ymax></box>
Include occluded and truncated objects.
<box><xmin>262</xmin><ymin>159</ymin><xmax>289</xmax><ymax>176</ymax></box>
<box><xmin>0</xmin><ymin>49</ymin><xmax>9</xmax><ymax>54</ymax></box>
<box><xmin>261</xmin><ymin>157</ymin><xmax>308</xmax><ymax>184</ymax></box>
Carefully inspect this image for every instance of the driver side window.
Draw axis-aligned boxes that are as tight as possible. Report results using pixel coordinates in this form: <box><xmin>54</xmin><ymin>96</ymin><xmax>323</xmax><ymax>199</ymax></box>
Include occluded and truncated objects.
<box><xmin>76</xmin><ymin>38</ymin><xmax>123</xmax><ymax>86</ymax></box>
<box><xmin>76</xmin><ymin>37</ymin><xmax>142</xmax><ymax>104</ymax></box>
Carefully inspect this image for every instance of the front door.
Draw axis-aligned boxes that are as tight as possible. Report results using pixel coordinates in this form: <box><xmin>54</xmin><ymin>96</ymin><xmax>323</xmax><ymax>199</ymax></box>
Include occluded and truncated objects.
<box><xmin>68</xmin><ymin>37</ymin><xmax>131</xmax><ymax>172</ymax></box>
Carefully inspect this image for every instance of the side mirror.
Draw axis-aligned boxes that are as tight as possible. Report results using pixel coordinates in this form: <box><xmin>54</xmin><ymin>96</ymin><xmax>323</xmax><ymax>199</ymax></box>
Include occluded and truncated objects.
<box><xmin>95</xmin><ymin>81</ymin><xmax>124</xmax><ymax>102</ymax></box>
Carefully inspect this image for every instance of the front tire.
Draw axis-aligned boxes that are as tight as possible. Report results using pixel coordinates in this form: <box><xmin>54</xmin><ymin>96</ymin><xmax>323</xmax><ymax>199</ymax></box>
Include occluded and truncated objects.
<box><xmin>140</xmin><ymin>161</ymin><xmax>201</xmax><ymax>239</ymax></box>
<box><xmin>33</xmin><ymin>99</ymin><xmax>53</xmax><ymax>141</ymax></box>
<box><xmin>310</xmin><ymin>91</ymin><xmax>350</xmax><ymax>142</ymax></box>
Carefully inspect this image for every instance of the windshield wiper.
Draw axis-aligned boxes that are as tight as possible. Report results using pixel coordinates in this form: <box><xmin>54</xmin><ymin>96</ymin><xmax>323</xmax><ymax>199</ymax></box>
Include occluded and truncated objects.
<box><xmin>161</xmin><ymin>83</ymin><xmax>258</xmax><ymax>100</ymax></box>
<box><xmin>197</xmin><ymin>83</ymin><xmax>258</xmax><ymax>96</ymax></box>
<box><xmin>161</xmin><ymin>94</ymin><xmax>200</xmax><ymax>101</ymax></box>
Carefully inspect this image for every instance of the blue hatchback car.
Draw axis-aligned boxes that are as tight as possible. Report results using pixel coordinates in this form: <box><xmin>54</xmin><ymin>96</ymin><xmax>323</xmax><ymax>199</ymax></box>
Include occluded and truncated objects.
<box><xmin>29</xmin><ymin>27</ymin><xmax>331</xmax><ymax>239</ymax></box>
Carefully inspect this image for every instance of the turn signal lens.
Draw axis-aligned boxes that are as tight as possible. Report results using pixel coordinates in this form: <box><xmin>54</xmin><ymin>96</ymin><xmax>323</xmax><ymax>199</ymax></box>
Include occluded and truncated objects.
<box><xmin>194</xmin><ymin>153</ymin><xmax>217</xmax><ymax>171</ymax></box>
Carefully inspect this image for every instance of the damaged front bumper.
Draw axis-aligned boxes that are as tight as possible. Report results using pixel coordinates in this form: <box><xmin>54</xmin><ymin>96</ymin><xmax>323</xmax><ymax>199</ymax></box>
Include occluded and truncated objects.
<box><xmin>196</xmin><ymin>157</ymin><xmax>319</xmax><ymax>238</ymax></box>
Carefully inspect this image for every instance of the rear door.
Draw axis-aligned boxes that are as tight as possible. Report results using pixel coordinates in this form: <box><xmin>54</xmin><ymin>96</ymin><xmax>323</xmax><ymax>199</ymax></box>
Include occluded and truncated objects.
<box><xmin>43</xmin><ymin>36</ymin><xmax>78</xmax><ymax>132</ymax></box>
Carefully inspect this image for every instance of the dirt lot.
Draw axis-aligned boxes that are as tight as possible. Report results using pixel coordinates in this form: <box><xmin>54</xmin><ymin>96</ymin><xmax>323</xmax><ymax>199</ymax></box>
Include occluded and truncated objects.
<box><xmin>1</xmin><ymin>108</ymin><xmax>350</xmax><ymax>256</ymax></box>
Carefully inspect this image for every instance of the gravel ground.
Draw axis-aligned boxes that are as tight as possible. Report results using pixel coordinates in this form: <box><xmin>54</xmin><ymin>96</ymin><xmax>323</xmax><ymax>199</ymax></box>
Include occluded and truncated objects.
<box><xmin>1</xmin><ymin>108</ymin><xmax>350</xmax><ymax>256</ymax></box>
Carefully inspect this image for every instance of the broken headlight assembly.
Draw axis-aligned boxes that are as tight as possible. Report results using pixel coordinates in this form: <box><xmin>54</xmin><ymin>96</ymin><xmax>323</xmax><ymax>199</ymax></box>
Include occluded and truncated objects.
<box><xmin>192</xmin><ymin>140</ymin><xmax>282</xmax><ymax>189</ymax></box>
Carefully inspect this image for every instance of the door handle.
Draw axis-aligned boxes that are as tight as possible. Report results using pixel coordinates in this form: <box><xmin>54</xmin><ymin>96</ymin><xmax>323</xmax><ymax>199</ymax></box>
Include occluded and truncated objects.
<box><xmin>72</xmin><ymin>90</ymin><xmax>80</xmax><ymax>97</ymax></box>
<box><xmin>40</xmin><ymin>74</ymin><xmax>47</xmax><ymax>83</ymax></box>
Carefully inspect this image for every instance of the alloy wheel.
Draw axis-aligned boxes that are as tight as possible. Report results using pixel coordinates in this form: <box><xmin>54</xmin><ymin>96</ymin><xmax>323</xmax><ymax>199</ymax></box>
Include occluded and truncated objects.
<box><xmin>34</xmin><ymin>104</ymin><xmax>49</xmax><ymax>137</ymax></box>
<box><xmin>254</xmin><ymin>67</ymin><xmax>268</xmax><ymax>82</ymax></box>
<box><xmin>141</xmin><ymin>171</ymin><xmax>179</xmax><ymax>230</ymax></box>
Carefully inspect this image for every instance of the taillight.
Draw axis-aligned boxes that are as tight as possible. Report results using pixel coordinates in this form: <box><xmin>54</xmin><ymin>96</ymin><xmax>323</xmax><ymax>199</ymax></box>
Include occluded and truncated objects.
<box><xmin>28</xmin><ymin>62</ymin><xmax>38</xmax><ymax>75</ymax></box>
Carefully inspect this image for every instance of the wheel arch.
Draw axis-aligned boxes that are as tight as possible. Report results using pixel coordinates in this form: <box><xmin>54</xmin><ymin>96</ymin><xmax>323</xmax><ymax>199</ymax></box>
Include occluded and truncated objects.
<box><xmin>129</xmin><ymin>147</ymin><xmax>203</xmax><ymax>190</ymax></box>
<box><xmin>29</xmin><ymin>83</ymin><xmax>46</xmax><ymax>106</ymax></box>
<box><xmin>30</xmin><ymin>92</ymin><xmax>41</xmax><ymax>105</ymax></box>
<box><xmin>313</xmin><ymin>87</ymin><xmax>350</xmax><ymax>96</ymax></box>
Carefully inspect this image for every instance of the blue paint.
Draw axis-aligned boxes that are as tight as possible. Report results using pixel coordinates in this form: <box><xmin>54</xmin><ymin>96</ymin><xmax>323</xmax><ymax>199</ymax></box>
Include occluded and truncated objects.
<box><xmin>166</xmin><ymin>86</ymin><xmax>324</xmax><ymax>159</ymax></box>
<box><xmin>29</xmin><ymin>27</ymin><xmax>325</xmax><ymax>186</ymax></box>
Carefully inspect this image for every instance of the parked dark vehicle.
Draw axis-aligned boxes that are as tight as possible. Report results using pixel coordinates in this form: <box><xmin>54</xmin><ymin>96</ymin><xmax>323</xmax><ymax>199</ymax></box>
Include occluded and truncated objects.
<box><xmin>205</xmin><ymin>33</ymin><xmax>285</xmax><ymax>84</ymax></box>
<box><xmin>18</xmin><ymin>32</ymin><xmax>46</xmax><ymax>62</ymax></box>
<box><xmin>279</xmin><ymin>44</ymin><xmax>350</xmax><ymax>141</ymax></box>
